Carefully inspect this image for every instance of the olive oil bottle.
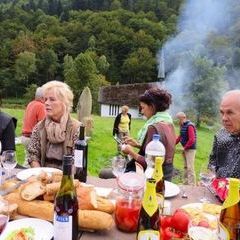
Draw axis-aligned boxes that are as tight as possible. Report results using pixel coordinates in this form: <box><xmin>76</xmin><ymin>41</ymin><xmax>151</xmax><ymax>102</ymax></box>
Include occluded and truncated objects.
<box><xmin>219</xmin><ymin>178</ymin><xmax>240</xmax><ymax>240</ymax></box>
<box><xmin>153</xmin><ymin>156</ymin><xmax>165</xmax><ymax>212</ymax></box>
<box><xmin>136</xmin><ymin>178</ymin><xmax>160</xmax><ymax>240</ymax></box>
<box><xmin>54</xmin><ymin>155</ymin><xmax>79</xmax><ymax>240</ymax></box>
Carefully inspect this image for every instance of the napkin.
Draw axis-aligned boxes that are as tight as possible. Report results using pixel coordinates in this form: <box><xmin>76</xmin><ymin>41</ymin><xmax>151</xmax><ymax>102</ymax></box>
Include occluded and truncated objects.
<box><xmin>210</xmin><ymin>178</ymin><xmax>229</xmax><ymax>202</ymax></box>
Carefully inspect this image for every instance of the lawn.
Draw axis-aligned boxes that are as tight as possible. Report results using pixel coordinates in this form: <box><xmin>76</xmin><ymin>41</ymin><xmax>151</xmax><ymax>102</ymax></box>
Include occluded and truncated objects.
<box><xmin>3</xmin><ymin>108</ymin><xmax>217</xmax><ymax>182</ymax></box>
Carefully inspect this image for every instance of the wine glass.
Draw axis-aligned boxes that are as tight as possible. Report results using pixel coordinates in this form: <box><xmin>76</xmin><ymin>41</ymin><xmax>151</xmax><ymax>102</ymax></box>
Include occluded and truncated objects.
<box><xmin>112</xmin><ymin>155</ymin><xmax>127</xmax><ymax>178</ymax></box>
<box><xmin>0</xmin><ymin>199</ymin><xmax>9</xmax><ymax>234</ymax></box>
<box><xmin>1</xmin><ymin>150</ymin><xmax>17</xmax><ymax>178</ymax></box>
<box><xmin>199</xmin><ymin>163</ymin><xmax>215</xmax><ymax>203</ymax></box>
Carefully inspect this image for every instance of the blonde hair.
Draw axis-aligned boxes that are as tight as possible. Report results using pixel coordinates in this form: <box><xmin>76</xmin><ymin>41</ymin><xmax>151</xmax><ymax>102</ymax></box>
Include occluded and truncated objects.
<box><xmin>42</xmin><ymin>80</ymin><xmax>74</xmax><ymax>113</ymax></box>
<box><xmin>121</xmin><ymin>105</ymin><xmax>129</xmax><ymax>112</ymax></box>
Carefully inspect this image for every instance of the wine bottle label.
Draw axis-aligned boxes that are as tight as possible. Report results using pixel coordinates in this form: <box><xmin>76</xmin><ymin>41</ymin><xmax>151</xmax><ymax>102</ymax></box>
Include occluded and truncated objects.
<box><xmin>54</xmin><ymin>213</ymin><xmax>73</xmax><ymax>240</ymax></box>
<box><xmin>74</xmin><ymin>150</ymin><xmax>83</xmax><ymax>167</ymax></box>
<box><xmin>142</xmin><ymin>196</ymin><xmax>158</xmax><ymax>217</ymax></box>
<box><xmin>218</xmin><ymin>223</ymin><xmax>230</xmax><ymax>240</ymax></box>
<box><xmin>137</xmin><ymin>230</ymin><xmax>159</xmax><ymax>240</ymax></box>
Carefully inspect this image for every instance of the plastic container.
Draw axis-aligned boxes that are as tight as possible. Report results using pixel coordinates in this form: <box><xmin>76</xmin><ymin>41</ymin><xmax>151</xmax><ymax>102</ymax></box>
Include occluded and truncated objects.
<box><xmin>145</xmin><ymin>134</ymin><xmax>165</xmax><ymax>167</ymax></box>
<box><xmin>115</xmin><ymin>172</ymin><xmax>145</xmax><ymax>233</ymax></box>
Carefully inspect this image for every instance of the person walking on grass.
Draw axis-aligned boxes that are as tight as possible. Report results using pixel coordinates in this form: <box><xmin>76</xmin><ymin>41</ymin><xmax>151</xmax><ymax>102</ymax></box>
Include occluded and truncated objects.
<box><xmin>176</xmin><ymin>112</ymin><xmax>197</xmax><ymax>185</ymax></box>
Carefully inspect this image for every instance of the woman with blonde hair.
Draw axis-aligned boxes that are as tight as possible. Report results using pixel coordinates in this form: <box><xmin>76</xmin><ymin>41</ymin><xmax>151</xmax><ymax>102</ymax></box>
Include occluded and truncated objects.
<box><xmin>27</xmin><ymin>80</ymin><xmax>81</xmax><ymax>169</ymax></box>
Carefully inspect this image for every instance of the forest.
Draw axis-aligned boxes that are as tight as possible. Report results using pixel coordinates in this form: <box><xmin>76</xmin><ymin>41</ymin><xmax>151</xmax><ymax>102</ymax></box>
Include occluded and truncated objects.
<box><xmin>0</xmin><ymin>0</ymin><xmax>240</xmax><ymax>121</ymax></box>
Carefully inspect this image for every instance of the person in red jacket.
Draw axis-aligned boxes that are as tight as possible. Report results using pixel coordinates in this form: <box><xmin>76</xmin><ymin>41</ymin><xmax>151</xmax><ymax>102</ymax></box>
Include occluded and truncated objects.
<box><xmin>176</xmin><ymin>112</ymin><xmax>197</xmax><ymax>185</ymax></box>
<box><xmin>21</xmin><ymin>87</ymin><xmax>46</xmax><ymax>166</ymax></box>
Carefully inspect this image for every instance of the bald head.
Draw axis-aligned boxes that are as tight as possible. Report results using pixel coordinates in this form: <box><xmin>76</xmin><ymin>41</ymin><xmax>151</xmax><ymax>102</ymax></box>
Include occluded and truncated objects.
<box><xmin>220</xmin><ymin>89</ymin><xmax>240</xmax><ymax>134</ymax></box>
<box><xmin>176</xmin><ymin>112</ymin><xmax>187</xmax><ymax>125</ymax></box>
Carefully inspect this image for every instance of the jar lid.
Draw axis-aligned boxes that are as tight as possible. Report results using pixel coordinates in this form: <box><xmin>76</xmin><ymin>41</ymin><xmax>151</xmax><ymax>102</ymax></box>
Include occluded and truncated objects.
<box><xmin>117</xmin><ymin>172</ymin><xmax>145</xmax><ymax>192</ymax></box>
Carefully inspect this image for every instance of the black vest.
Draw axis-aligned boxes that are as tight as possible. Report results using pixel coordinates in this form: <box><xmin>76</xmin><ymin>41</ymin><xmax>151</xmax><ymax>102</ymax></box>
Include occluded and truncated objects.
<box><xmin>180</xmin><ymin>120</ymin><xmax>196</xmax><ymax>149</ymax></box>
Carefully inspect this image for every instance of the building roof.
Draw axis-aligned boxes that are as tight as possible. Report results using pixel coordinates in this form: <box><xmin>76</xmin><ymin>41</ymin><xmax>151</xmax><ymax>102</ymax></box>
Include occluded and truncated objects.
<box><xmin>98</xmin><ymin>82</ymin><xmax>161</xmax><ymax>108</ymax></box>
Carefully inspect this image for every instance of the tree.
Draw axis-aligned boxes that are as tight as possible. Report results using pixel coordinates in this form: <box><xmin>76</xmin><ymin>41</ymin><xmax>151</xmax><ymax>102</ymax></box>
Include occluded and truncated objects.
<box><xmin>15</xmin><ymin>51</ymin><xmax>37</xmax><ymax>87</ymax></box>
<box><xmin>187</xmin><ymin>55</ymin><xmax>226</xmax><ymax>126</ymax></box>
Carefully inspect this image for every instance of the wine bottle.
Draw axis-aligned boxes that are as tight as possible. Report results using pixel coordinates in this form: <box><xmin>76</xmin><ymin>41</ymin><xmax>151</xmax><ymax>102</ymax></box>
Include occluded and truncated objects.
<box><xmin>54</xmin><ymin>155</ymin><xmax>79</xmax><ymax>240</ymax></box>
<box><xmin>153</xmin><ymin>156</ymin><xmax>165</xmax><ymax>212</ymax></box>
<box><xmin>219</xmin><ymin>178</ymin><xmax>240</xmax><ymax>240</ymax></box>
<box><xmin>74</xmin><ymin>125</ymin><xmax>88</xmax><ymax>182</ymax></box>
<box><xmin>137</xmin><ymin>178</ymin><xmax>160</xmax><ymax>240</ymax></box>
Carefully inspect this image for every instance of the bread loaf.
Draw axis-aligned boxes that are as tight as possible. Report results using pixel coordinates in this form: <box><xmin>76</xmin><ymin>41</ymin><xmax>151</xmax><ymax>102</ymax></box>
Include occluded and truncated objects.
<box><xmin>76</xmin><ymin>184</ymin><xmax>97</xmax><ymax>210</ymax></box>
<box><xmin>20</xmin><ymin>181</ymin><xmax>46</xmax><ymax>201</ymax></box>
<box><xmin>78</xmin><ymin>210</ymin><xmax>114</xmax><ymax>230</ymax></box>
<box><xmin>5</xmin><ymin>192</ymin><xmax>54</xmax><ymax>221</ymax></box>
<box><xmin>46</xmin><ymin>180</ymin><xmax>80</xmax><ymax>195</ymax></box>
<box><xmin>5</xmin><ymin>192</ymin><xmax>114</xmax><ymax>231</ymax></box>
<box><xmin>95</xmin><ymin>196</ymin><xmax>115</xmax><ymax>214</ymax></box>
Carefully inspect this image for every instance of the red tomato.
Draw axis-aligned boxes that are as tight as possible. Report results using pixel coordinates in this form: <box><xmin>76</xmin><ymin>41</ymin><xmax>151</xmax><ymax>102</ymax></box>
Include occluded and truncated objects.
<box><xmin>171</xmin><ymin>209</ymin><xmax>190</xmax><ymax>233</ymax></box>
<box><xmin>162</xmin><ymin>227</ymin><xmax>183</xmax><ymax>240</ymax></box>
<box><xmin>198</xmin><ymin>220</ymin><xmax>210</xmax><ymax>228</ymax></box>
<box><xmin>160</xmin><ymin>216</ymin><xmax>172</xmax><ymax>229</ymax></box>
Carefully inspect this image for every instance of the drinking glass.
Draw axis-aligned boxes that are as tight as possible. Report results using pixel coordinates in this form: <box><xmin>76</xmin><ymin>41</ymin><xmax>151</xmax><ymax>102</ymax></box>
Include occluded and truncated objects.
<box><xmin>112</xmin><ymin>156</ymin><xmax>127</xmax><ymax>178</ymax></box>
<box><xmin>199</xmin><ymin>163</ymin><xmax>215</xmax><ymax>203</ymax></box>
<box><xmin>1</xmin><ymin>150</ymin><xmax>17</xmax><ymax>178</ymax></box>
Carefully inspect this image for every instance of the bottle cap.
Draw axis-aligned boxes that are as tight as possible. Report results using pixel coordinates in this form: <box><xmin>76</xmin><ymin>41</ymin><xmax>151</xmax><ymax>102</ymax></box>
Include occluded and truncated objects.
<box><xmin>117</xmin><ymin>172</ymin><xmax>145</xmax><ymax>193</ymax></box>
<box><xmin>153</xmin><ymin>134</ymin><xmax>160</xmax><ymax>141</ymax></box>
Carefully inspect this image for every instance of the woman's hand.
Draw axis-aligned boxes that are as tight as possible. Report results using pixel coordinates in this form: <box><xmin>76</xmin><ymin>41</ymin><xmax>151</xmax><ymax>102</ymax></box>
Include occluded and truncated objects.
<box><xmin>122</xmin><ymin>136</ymin><xmax>141</xmax><ymax>148</ymax></box>
<box><xmin>121</xmin><ymin>144</ymin><xmax>139</xmax><ymax>160</ymax></box>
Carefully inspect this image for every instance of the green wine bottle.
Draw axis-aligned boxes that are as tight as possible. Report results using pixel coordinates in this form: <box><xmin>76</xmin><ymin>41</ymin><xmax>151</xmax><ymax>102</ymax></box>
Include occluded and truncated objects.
<box><xmin>54</xmin><ymin>155</ymin><xmax>79</xmax><ymax>240</ymax></box>
<box><xmin>136</xmin><ymin>178</ymin><xmax>160</xmax><ymax>240</ymax></box>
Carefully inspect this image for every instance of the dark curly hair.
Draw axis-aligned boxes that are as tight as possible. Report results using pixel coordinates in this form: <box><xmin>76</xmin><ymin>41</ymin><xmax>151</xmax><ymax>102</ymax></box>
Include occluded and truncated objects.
<box><xmin>139</xmin><ymin>87</ymin><xmax>172</xmax><ymax>113</ymax></box>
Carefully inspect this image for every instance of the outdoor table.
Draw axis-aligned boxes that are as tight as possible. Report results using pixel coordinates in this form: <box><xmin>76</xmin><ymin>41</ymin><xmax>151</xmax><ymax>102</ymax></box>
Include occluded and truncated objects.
<box><xmin>3</xmin><ymin>169</ymin><xmax>221</xmax><ymax>240</ymax></box>
<box><xmin>81</xmin><ymin>176</ymin><xmax>221</xmax><ymax>240</ymax></box>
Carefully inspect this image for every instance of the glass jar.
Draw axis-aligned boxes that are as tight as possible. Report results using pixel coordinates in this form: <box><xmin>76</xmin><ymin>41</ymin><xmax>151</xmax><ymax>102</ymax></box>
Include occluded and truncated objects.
<box><xmin>115</xmin><ymin>172</ymin><xmax>145</xmax><ymax>233</ymax></box>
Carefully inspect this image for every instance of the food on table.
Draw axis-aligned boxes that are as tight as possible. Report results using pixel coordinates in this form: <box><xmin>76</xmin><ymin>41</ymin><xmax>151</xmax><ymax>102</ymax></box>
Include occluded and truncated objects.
<box><xmin>202</xmin><ymin>203</ymin><xmax>222</xmax><ymax>215</ymax></box>
<box><xmin>170</xmin><ymin>209</ymin><xmax>190</xmax><ymax>233</ymax></box>
<box><xmin>188</xmin><ymin>226</ymin><xmax>217</xmax><ymax>240</ymax></box>
<box><xmin>5</xmin><ymin>227</ymin><xmax>35</xmax><ymax>240</ymax></box>
<box><xmin>115</xmin><ymin>198</ymin><xmax>141</xmax><ymax>232</ymax></box>
<box><xmin>0</xmin><ymin>197</ymin><xmax>17</xmax><ymax>220</ymax></box>
<box><xmin>20</xmin><ymin>181</ymin><xmax>46</xmax><ymax>201</ymax></box>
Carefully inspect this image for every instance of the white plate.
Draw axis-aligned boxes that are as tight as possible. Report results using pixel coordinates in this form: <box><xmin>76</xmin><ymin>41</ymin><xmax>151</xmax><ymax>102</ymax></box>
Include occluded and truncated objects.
<box><xmin>0</xmin><ymin>218</ymin><xmax>53</xmax><ymax>240</ymax></box>
<box><xmin>164</xmin><ymin>180</ymin><xmax>180</xmax><ymax>198</ymax></box>
<box><xmin>16</xmin><ymin>167</ymin><xmax>62</xmax><ymax>181</ymax></box>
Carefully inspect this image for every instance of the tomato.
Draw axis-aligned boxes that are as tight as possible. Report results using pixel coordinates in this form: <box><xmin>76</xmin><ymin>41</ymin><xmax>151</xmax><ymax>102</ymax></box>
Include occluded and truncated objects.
<box><xmin>160</xmin><ymin>216</ymin><xmax>172</xmax><ymax>229</ymax></box>
<box><xmin>198</xmin><ymin>220</ymin><xmax>210</xmax><ymax>228</ymax></box>
<box><xmin>161</xmin><ymin>227</ymin><xmax>183</xmax><ymax>240</ymax></box>
<box><xmin>115</xmin><ymin>199</ymin><xmax>141</xmax><ymax>232</ymax></box>
<box><xmin>171</xmin><ymin>209</ymin><xmax>190</xmax><ymax>233</ymax></box>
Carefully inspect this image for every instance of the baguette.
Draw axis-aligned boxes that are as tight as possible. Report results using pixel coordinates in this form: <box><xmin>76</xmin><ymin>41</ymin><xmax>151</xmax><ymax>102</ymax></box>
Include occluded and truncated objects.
<box><xmin>5</xmin><ymin>192</ymin><xmax>54</xmax><ymax>221</ymax></box>
<box><xmin>95</xmin><ymin>196</ymin><xmax>115</xmax><ymax>214</ymax></box>
<box><xmin>78</xmin><ymin>210</ymin><xmax>114</xmax><ymax>230</ymax></box>
<box><xmin>20</xmin><ymin>180</ymin><xmax>46</xmax><ymax>201</ymax></box>
<box><xmin>46</xmin><ymin>180</ymin><xmax>80</xmax><ymax>195</ymax></box>
<box><xmin>5</xmin><ymin>192</ymin><xmax>114</xmax><ymax>230</ymax></box>
<box><xmin>76</xmin><ymin>185</ymin><xmax>97</xmax><ymax>210</ymax></box>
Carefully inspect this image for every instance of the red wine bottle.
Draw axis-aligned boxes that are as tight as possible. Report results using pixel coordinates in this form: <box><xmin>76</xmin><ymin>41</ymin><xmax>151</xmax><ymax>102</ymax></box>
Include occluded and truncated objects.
<box><xmin>74</xmin><ymin>125</ymin><xmax>88</xmax><ymax>182</ymax></box>
<box><xmin>54</xmin><ymin>155</ymin><xmax>78</xmax><ymax>240</ymax></box>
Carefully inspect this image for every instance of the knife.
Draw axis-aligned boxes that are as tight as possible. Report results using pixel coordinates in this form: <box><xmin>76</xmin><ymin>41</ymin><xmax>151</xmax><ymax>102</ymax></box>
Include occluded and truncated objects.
<box><xmin>0</xmin><ymin>180</ymin><xmax>27</xmax><ymax>196</ymax></box>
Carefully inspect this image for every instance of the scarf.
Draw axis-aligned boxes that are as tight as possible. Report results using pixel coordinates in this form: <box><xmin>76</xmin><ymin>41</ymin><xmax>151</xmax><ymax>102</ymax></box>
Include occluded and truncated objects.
<box><xmin>137</xmin><ymin>111</ymin><xmax>173</xmax><ymax>144</ymax></box>
<box><xmin>45</xmin><ymin>113</ymin><xmax>69</xmax><ymax>143</ymax></box>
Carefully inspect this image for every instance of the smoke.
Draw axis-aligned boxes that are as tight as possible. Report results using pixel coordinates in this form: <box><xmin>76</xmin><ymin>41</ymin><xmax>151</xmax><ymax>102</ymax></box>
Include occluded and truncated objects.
<box><xmin>159</xmin><ymin>0</ymin><xmax>237</xmax><ymax>115</ymax></box>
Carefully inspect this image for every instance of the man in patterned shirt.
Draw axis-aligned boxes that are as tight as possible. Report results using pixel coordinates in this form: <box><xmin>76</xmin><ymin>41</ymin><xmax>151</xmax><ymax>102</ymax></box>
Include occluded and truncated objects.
<box><xmin>209</xmin><ymin>90</ymin><xmax>240</xmax><ymax>178</ymax></box>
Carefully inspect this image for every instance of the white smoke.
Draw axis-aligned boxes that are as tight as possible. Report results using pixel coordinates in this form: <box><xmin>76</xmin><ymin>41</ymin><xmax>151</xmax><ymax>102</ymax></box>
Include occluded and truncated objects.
<box><xmin>159</xmin><ymin>0</ymin><xmax>236</xmax><ymax>115</ymax></box>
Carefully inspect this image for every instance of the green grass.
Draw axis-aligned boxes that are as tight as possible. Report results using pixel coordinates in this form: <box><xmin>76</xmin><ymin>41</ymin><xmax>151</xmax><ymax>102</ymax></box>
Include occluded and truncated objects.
<box><xmin>3</xmin><ymin>108</ymin><xmax>216</xmax><ymax>180</ymax></box>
